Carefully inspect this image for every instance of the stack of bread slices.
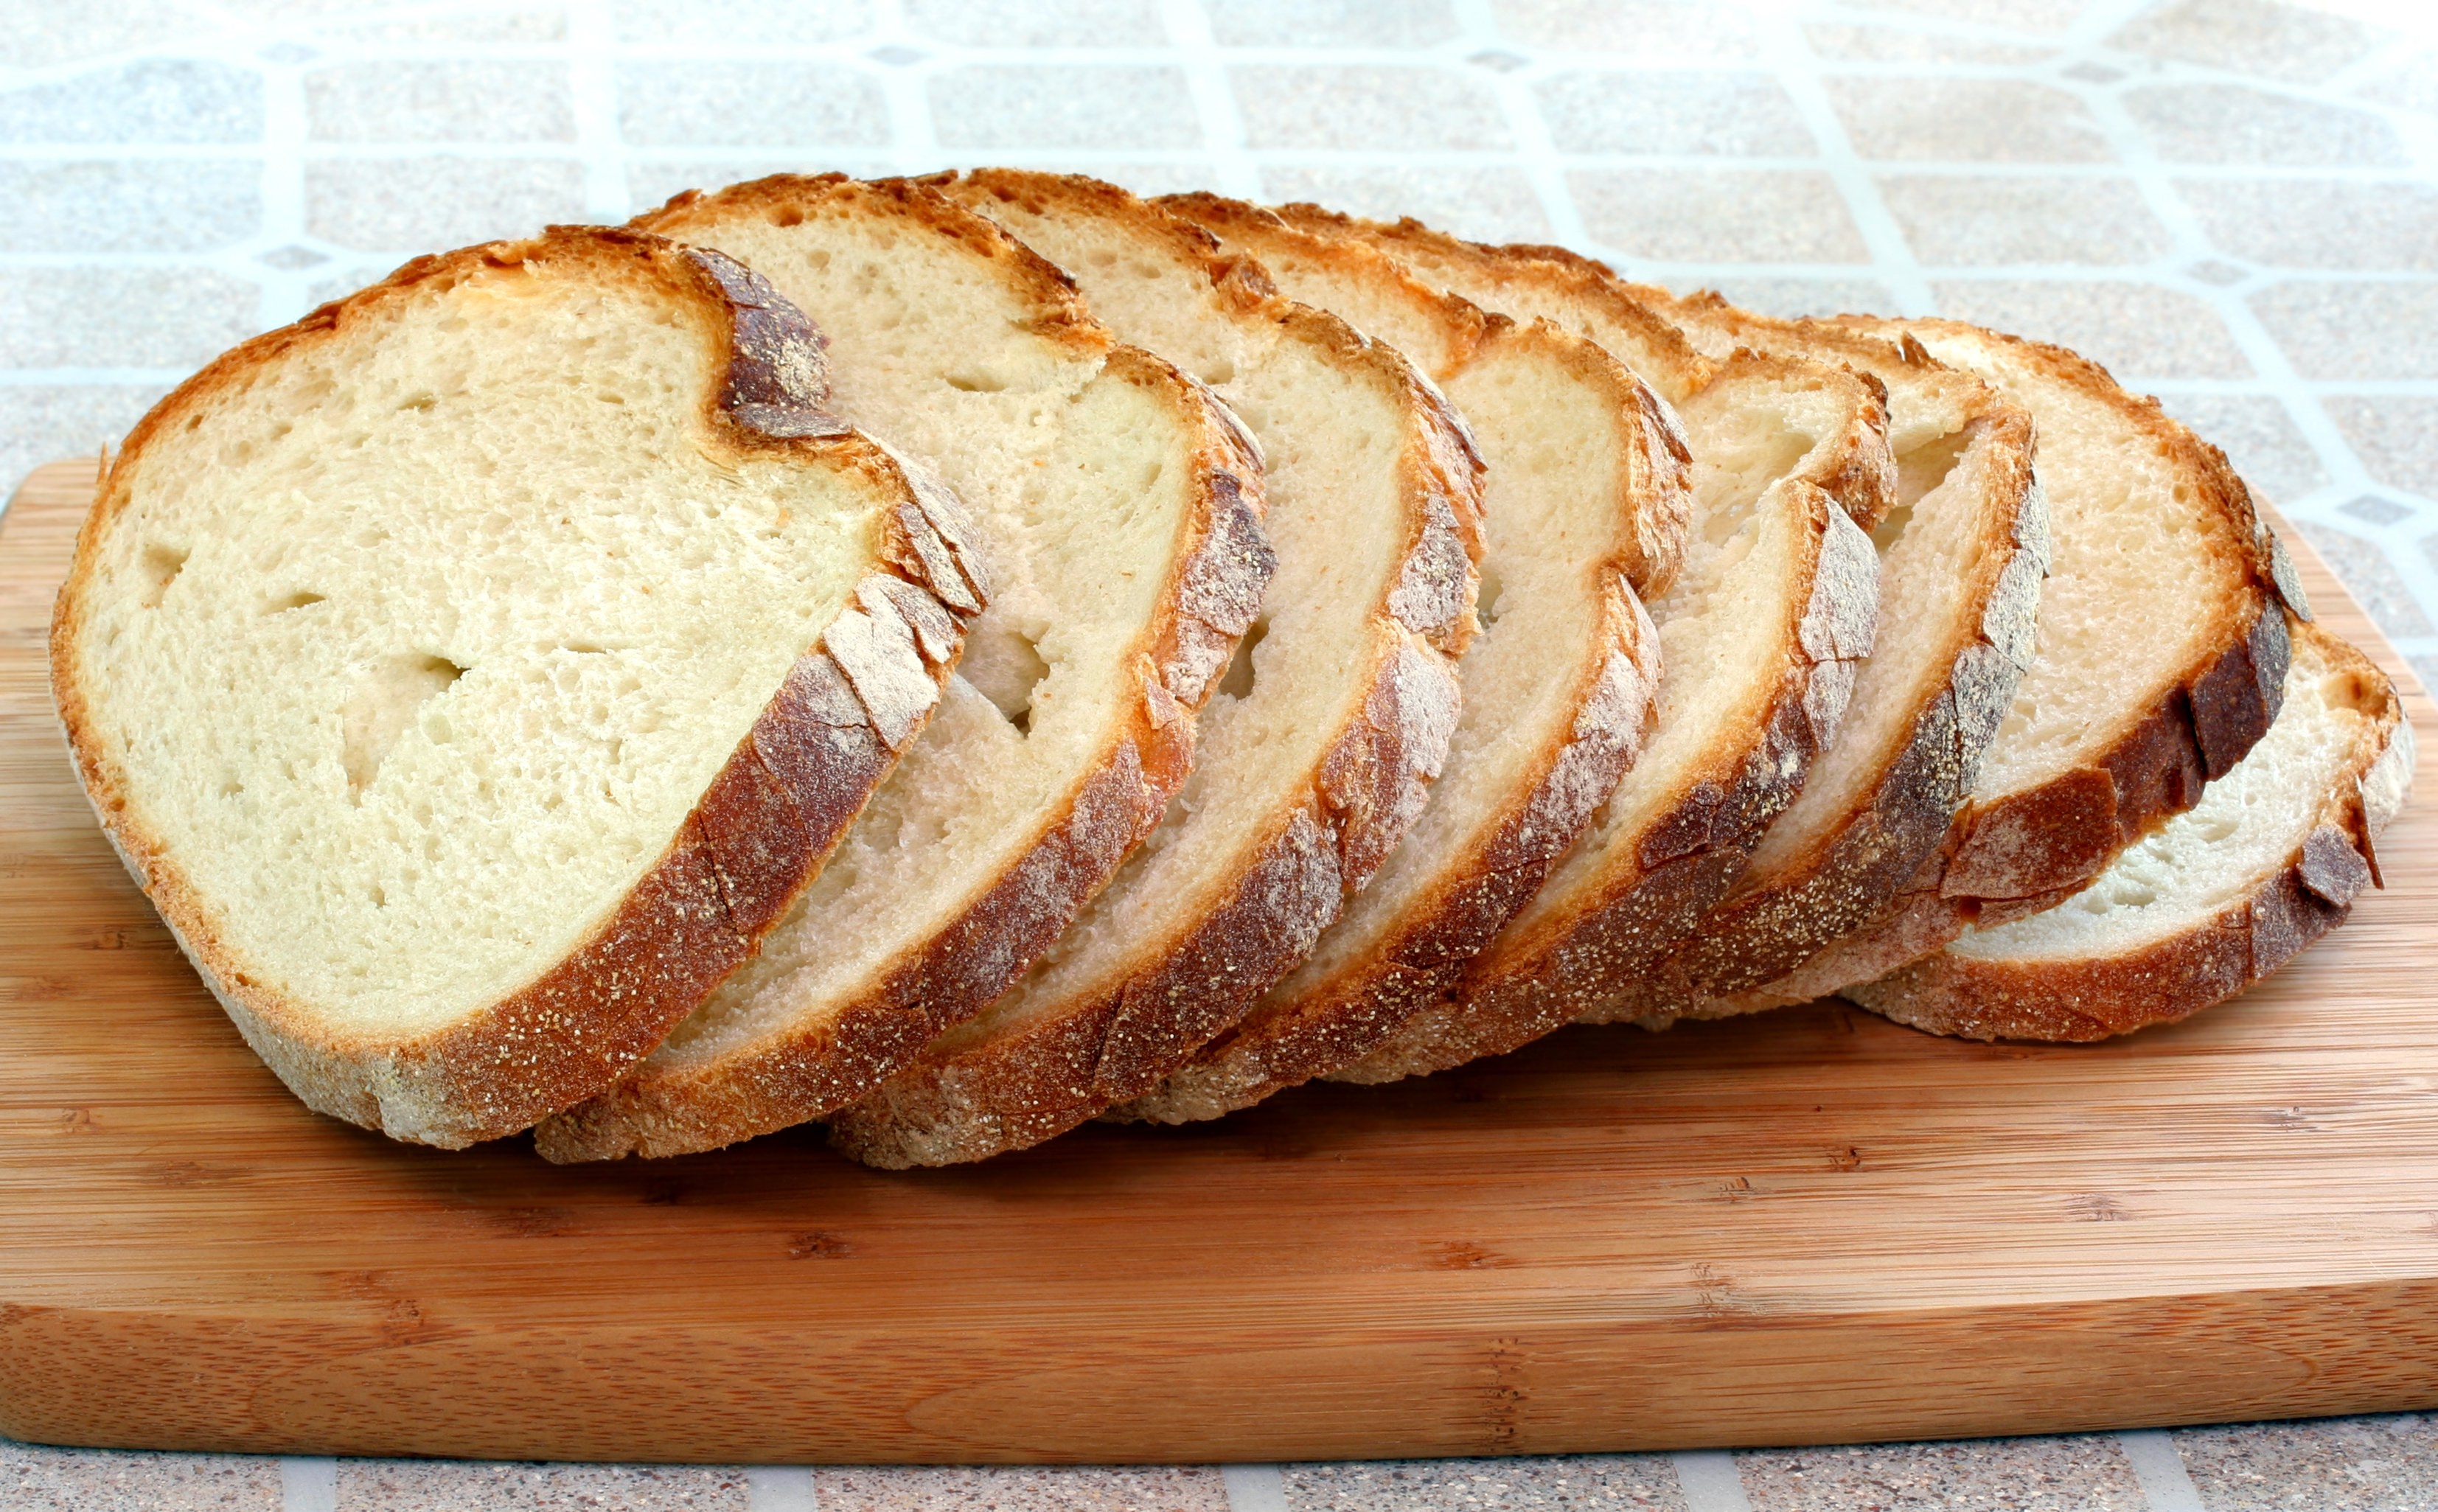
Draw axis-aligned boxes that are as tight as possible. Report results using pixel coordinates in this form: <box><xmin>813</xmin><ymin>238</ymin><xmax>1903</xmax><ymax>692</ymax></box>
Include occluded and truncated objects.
<box><xmin>51</xmin><ymin>173</ymin><xmax>2416</xmax><ymax>1166</ymax></box>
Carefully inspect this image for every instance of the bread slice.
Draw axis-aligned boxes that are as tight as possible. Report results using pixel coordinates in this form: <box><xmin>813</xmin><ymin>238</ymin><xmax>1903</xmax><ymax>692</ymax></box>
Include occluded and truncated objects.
<box><xmin>1108</xmin><ymin>192</ymin><xmax>1682</xmax><ymax>1124</ymax></box>
<box><xmin>532</xmin><ymin>176</ymin><xmax>1267</xmax><ymax>1162</ymax></box>
<box><xmin>1572</xmin><ymin>298</ymin><xmax>2049</xmax><ymax>1025</ymax></box>
<box><xmin>1848</xmin><ymin>621</ymin><xmax>2411</xmax><ymax>1039</ymax></box>
<box><xmin>50</xmin><ymin>226</ymin><xmax>985</xmax><ymax>1148</ymax></box>
<box><xmin>1727</xmin><ymin>318</ymin><xmax>2305</xmax><ymax>1008</ymax></box>
<box><xmin>1266</xmin><ymin>214</ymin><xmax>1890</xmax><ymax>1085</ymax></box>
<box><xmin>824</xmin><ymin>171</ymin><xmax>1483</xmax><ymax>1166</ymax></box>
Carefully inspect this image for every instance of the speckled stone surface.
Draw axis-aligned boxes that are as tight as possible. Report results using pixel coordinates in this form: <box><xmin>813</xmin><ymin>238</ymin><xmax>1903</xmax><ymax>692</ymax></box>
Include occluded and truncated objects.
<box><xmin>0</xmin><ymin>1441</ymin><xmax>281</xmax><ymax>1511</ymax></box>
<box><xmin>4</xmin><ymin>0</ymin><xmax>2438</xmax><ymax>1505</ymax></box>
<box><xmin>814</xmin><ymin>1465</ymin><xmax>1232</xmax><ymax>1510</ymax></box>
<box><xmin>1931</xmin><ymin>279</ymin><xmax>2251</xmax><ymax>379</ymax></box>
<box><xmin>1575</xmin><ymin>167</ymin><xmax>1870</xmax><ymax>263</ymax></box>
<box><xmin>2175</xmin><ymin>1413</ymin><xmax>2438</xmax><ymax>1510</ymax></box>
<box><xmin>1738</xmin><ymin>1436</ymin><xmax>2150</xmax><ymax>1511</ymax></box>
<box><xmin>336</xmin><ymin>1460</ymin><xmax>752</xmax><ymax>1510</ymax></box>
<box><xmin>1877</xmin><ymin>174</ymin><xmax>2173</xmax><ymax>265</ymax></box>
<box><xmin>1282</xmin><ymin>1455</ymin><xmax>1683</xmax><ymax>1509</ymax></box>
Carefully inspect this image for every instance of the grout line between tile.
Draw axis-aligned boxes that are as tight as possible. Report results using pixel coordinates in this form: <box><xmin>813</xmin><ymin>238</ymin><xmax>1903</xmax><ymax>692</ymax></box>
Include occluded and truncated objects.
<box><xmin>1766</xmin><ymin>29</ymin><xmax>1935</xmax><ymax>316</ymax></box>
<box><xmin>745</xmin><ymin>1465</ymin><xmax>820</xmax><ymax>1512</ymax></box>
<box><xmin>1163</xmin><ymin>0</ymin><xmax>1258</xmax><ymax>198</ymax></box>
<box><xmin>279</xmin><ymin>1455</ymin><xmax>338</xmax><ymax>1512</ymax></box>
<box><xmin>2118</xmin><ymin>1429</ymin><xmax>2207</xmax><ymax>1511</ymax></box>
<box><xmin>254</xmin><ymin>35</ymin><xmax>310</xmax><ymax>330</ymax></box>
<box><xmin>565</xmin><ymin>0</ymin><xmax>627</xmax><ymax>223</ymax></box>
<box><xmin>1222</xmin><ymin>1461</ymin><xmax>1291</xmax><ymax>1512</ymax></box>
<box><xmin>868</xmin><ymin>0</ymin><xmax>938</xmax><ymax>179</ymax></box>
<box><xmin>1671</xmin><ymin>1449</ymin><xmax>1755</xmax><ymax>1512</ymax></box>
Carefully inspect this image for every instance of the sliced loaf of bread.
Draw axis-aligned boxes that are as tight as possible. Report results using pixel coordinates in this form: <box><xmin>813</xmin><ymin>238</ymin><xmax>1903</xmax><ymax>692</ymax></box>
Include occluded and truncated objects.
<box><xmin>1113</xmin><ymin>192</ymin><xmax>1682</xmax><ymax>1123</ymax></box>
<box><xmin>534</xmin><ymin>175</ymin><xmax>1267</xmax><ymax>1163</ymax></box>
<box><xmin>50</xmin><ymin>227</ymin><xmax>985</xmax><ymax>1147</ymax></box>
<box><xmin>1270</xmin><ymin>216</ymin><xmax>1890</xmax><ymax>1084</ymax></box>
<box><xmin>1583</xmin><ymin>299</ymin><xmax>2049</xmax><ymax>1025</ymax></box>
<box><xmin>826</xmin><ymin>171</ymin><xmax>1483</xmax><ymax>1166</ymax></box>
<box><xmin>1741</xmin><ymin>318</ymin><xmax>2304</xmax><ymax>1006</ymax></box>
<box><xmin>1849</xmin><ymin>621</ymin><xmax>2411</xmax><ymax>1039</ymax></box>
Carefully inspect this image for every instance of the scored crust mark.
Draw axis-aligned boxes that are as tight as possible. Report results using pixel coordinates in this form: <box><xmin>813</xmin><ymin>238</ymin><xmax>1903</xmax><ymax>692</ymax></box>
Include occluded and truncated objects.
<box><xmin>50</xmin><ymin>226</ymin><xmax>984</xmax><ymax>1148</ymax></box>
<box><xmin>1850</xmin><ymin>626</ymin><xmax>2409</xmax><ymax>1042</ymax></box>
<box><xmin>1589</xmin><ymin>301</ymin><xmax>2051</xmax><ymax>1025</ymax></box>
<box><xmin>1727</xmin><ymin>316</ymin><xmax>2307</xmax><ymax>1003</ymax></box>
<box><xmin>529</xmin><ymin>176</ymin><xmax>1274</xmax><ymax>1162</ymax></box>
<box><xmin>825</xmin><ymin>170</ymin><xmax>1484</xmax><ymax>1168</ymax></box>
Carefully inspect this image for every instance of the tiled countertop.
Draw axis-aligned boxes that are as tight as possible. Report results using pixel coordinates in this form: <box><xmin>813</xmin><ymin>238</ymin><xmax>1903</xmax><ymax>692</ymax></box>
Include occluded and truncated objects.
<box><xmin>6</xmin><ymin>0</ymin><xmax>2438</xmax><ymax>1506</ymax></box>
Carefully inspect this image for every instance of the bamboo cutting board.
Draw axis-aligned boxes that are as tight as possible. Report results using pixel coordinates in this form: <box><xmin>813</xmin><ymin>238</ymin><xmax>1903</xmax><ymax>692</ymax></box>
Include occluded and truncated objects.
<box><xmin>2</xmin><ymin>457</ymin><xmax>2435</xmax><ymax>1463</ymax></box>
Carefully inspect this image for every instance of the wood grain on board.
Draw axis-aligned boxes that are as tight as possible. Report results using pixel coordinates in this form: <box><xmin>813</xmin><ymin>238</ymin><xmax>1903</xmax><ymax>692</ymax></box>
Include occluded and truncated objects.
<box><xmin>0</xmin><ymin>458</ymin><xmax>2434</xmax><ymax>1463</ymax></box>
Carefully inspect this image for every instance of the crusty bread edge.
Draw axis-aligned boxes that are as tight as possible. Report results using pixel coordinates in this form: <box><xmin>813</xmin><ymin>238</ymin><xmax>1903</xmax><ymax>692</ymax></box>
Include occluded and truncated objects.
<box><xmin>828</xmin><ymin>170</ymin><xmax>1484</xmax><ymax>1167</ymax></box>
<box><xmin>1267</xmin><ymin>206</ymin><xmax>1900</xmax><ymax>537</ymax></box>
<box><xmin>1334</xmin><ymin>470</ymin><xmax>1882</xmax><ymax>1085</ymax></box>
<box><xmin>49</xmin><ymin>226</ymin><xmax>986</xmax><ymax>1148</ymax></box>
<box><xmin>1847</xmin><ymin>622</ymin><xmax>2409</xmax><ymax>1041</ymax></box>
<box><xmin>534</xmin><ymin>178</ymin><xmax>1273</xmax><ymax>1161</ymax></box>
<box><xmin>1612</xmin><ymin>310</ymin><xmax>2049</xmax><ymax>1015</ymax></box>
<box><xmin>1842</xmin><ymin>316</ymin><xmax>2301</xmax><ymax>904</ymax></box>
<box><xmin>1111</xmin><ymin>198</ymin><xmax>1683</xmax><ymax>1122</ymax></box>
<box><xmin>1719</xmin><ymin>316</ymin><xmax>2305</xmax><ymax>1006</ymax></box>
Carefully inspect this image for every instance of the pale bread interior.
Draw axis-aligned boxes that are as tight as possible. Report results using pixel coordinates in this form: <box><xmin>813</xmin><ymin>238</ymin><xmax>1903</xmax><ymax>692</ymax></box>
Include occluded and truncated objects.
<box><xmin>1901</xmin><ymin>325</ymin><xmax>2248</xmax><ymax>806</ymax></box>
<box><xmin>1513</xmin><ymin>417</ymin><xmax>1825</xmax><ymax>933</ymax></box>
<box><xmin>635</xmin><ymin>195</ymin><xmax>1207</xmax><ymax>1069</ymax></box>
<box><xmin>1953</xmin><ymin>627</ymin><xmax>2410</xmax><ymax>963</ymax></box>
<box><xmin>1329</xmin><ymin>250</ymin><xmax>1859</xmax><ymax>955</ymax></box>
<box><xmin>1743</xmin><ymin>409</ymin><xmax>1999</xmax><ymax>879</ymax></box>
<box><xmin>924</xmin><ymin>189</ymin><xmax>1412</xmax><ymax>1049</ymax></box>
<box><xmin>1247</xmin><ymin>321</ymin><xmax>1635</xmax><ymax>1000</ymax></box>
<box><xmin>70</xmin><ymin>260</ymin><xmax>885</xmax><ymax>1038</ymax></box>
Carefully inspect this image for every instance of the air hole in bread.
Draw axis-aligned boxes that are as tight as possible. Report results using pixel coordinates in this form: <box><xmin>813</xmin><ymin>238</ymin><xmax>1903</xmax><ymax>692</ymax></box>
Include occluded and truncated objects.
<box><xmin>1474</xmin><ymin>564</ymin><xmax>1505</xmax><ymax>628</ymax></box>
<box><xmin>139</xmin><ymin>544</ymin><xmax>189</xmax><ymax>608</ymax></box>
<box><xmin>1878</xmin><ymin>428</ymin><xmax>1970</xmax><ymax>552</ymax></box>
<box><xmin>961</xmin><ymin>624</ymin><xmax>1050</xmax><ymax>735</ymax></box>
<box><xmin>1197</xmin><ymin>358</ymin><xmax>1236</xmax><ymax>386</ymax></box>
<box><xmin>1694</xmin><ymin>428</ymin><xmax>1809</xmax><ymax>547</ymax></box>
<box><xmin>265</xmin><ymin>590</ymin><xmax>327</xmax><ymax>614</ymax></box>
<box><xmin>342</xmin><ymin>653</ymin><xmax>468</xmax><ymax>799</ymax></box>
<box><xmin>397</xmin><ymin>393</ymin><xmax>436</xmax><ymax>413</ymax></box>
<box><xmin>944</xmin><ymin>370</ymin><xmax>1007</xmax><ymax>394</ymax></box>
<box><xmin>1217</xmin><ymin>617</ymin><xmax>1267</xmax><ymax>700</ymax></box>
<box><xmin>771</xmin><ymin>206</ymin><xmax>804</xmax><ymax>228</ymax></box>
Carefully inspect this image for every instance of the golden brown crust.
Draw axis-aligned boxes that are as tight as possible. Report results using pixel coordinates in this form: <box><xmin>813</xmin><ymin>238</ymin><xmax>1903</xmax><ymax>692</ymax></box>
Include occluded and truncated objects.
<box><xmin>1333</xmin><ymin>477</ymin><xmax>1882</xmax><ymax>1085</ymax></box>
<box><xmin>1231</xmin><ymin>213</ymin><xmax>1895</xmax><ymax>1085</ymax></box>
<box><xmin>1601</xmin><ymin>304</ymin><xmax>2049</xmax><ymax>1020</ymax></box>
<box><xmin>531</xmin><ymin>177</ymin><xmax>1273</xmax><ymax>1162</ymax></box>
<box><xmin>1268</xmin><ymin>206</ymin><xmax>1897</xmax><ymax>535</ymax></box>
<box><xmin>826</xmin><ymin>171</ymin><xmax>1483</xmax><ymax>1167</ymax></box>
<box><xmin>1160</xmin><ymin>192</ymin><xmax>1690</xmax><ymax>600</ymax></box>
<box><xmin>1728</xmin><ymin>316</ymin><xmax>2305</xmax><ymax>1002</ymax></box>
<box><xmin>1124</xmin><ymin>589</ymin><xmax>1663</xmax><ymax>1123</ymax></box>
<box><xmin>1849</xmin><ymin>626</ymin><xmax>2406</xmax><ymax>1040</ymax></box>
<box><xmin>1099</xmin><ymin>196</ymin><xmax>1688</xmax><ymax>1121</ymax></box>
<box><xmin>49</xmin><ymin>226</ymin><xmax>983</xmax><ymax>1148</ymax></box>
